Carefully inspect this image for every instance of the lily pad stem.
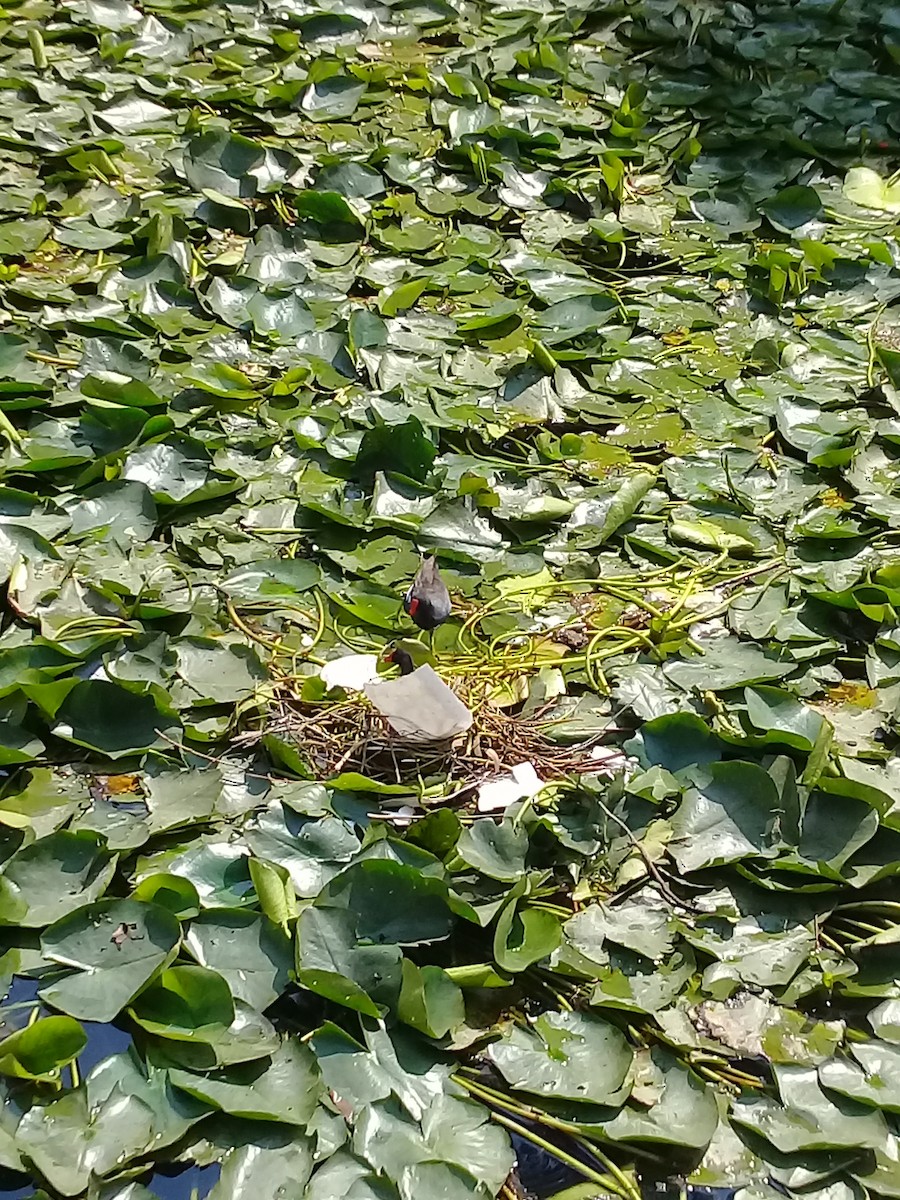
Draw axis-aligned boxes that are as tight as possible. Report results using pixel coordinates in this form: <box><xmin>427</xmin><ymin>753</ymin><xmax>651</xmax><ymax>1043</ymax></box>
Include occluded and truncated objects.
<box><xmin>488</xmin><ymin>1110</ymin><xmax>630</xmax><ymax>1198</ymax></box>
<box><xmin>594</xmin><ymin>795</ymin><xmax>695</xmax><ymax>911</ymax></box>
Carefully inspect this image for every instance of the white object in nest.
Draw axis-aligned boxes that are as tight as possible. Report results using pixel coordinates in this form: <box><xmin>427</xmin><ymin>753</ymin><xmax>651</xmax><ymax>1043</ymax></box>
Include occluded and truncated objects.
<box><xmin>477</xmin><ymin>761</ymin><xmax>543</xmax><ymax>813</ymax></box>
<box><xmin>590</xmin><ymin>745</ymin><xmax>627</xmax><ymax>777</ymax></box>
<box><xmin>364</xmin><ymin>664</ymin><xmax>473</xmax><ymax>741</ymax></box>
<box><xmin>319</xmin><ymin>654</ymin><xmax>381</xmax><ymax>692</ymax></box>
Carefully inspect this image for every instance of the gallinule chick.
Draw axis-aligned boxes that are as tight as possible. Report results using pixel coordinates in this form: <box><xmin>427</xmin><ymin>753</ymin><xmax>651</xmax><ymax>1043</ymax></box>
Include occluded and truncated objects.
<box><xmin>383</xmin><ymin>646</ymin><xmax>415</xmax><ymax>676</ymax></box>
<box><xmin>403</xmin><ymin>554</ymin><xmax>451</xmax><ymax>632</ymax></box>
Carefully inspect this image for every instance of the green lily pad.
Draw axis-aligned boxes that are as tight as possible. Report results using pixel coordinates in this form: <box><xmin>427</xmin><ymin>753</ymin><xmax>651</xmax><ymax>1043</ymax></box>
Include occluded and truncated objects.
<box><xmin>586</xmin><ymin>1051</ymin><xmax>717</xmax><ymax>1149</ymax></box>
<box><xmin>843</xmin><ymin>167</ymin><xmax>900</xmax><ymax>213</ymax></box>
<box><xmin>819</xmin><ymin>1041</ymin><xmax>900</xmax><ymax>1112</ymax></box>
<box><xmin>669</xmin><ymin>761</ymin><xmax>783</xmax><ymax>872</ymax></box>
<box><xmin>760</xmin><ymin>185</ymin><xmax>822</xmax><ymax>231</ymax></box>
<box><xmin>16</xmin><ymin>1049</ymin><xmax>206</xmax><ymax>1195</ymax></box>
<box><xmin>397</xmin><ymin>959</ymin><xmax>465</xmax><ymax>1038</ymax></box>
<box><xmin>220</xmin><ymin>558</ymin><xmax>322</xmax><ymax>602</ymax></box>
<box><xmin>170</xmin><ymin>1038</ymin><xmax>319</xmax><ymax>1125</ymax></box>
<box><xmin>731</xmin><ymin>1064</ymin><xmax>889</xmax><ymax>1154</ymax></box>
<box><xmin>39</xmin><ymin>898</ymin><xmax>182</xmax><ymax>1021</ymax></box>
<box><xmin>565</xmin><ymin>897</ymin><xmax>676</xmax><ymax>962</ymax></box>
<box><xmin>0</xmin><ymin>831</ymin><xmax>117</xmax><ymax>927</ymax></box>
<box><xmin>488</xmin><ymin>1010</ymin><xmax>633</xmax><ymax>1105</ymax></box>
<box><xmin>53</xmin><ymin>681</ymin><xmax>177</xmax><ymax>758</ymax></box>
<box><xmin>129</xmin><ymin>963</ymin><xmax>233</xmax><ymax>1033</ymax></box>
<box><xmin>0</xmin><ymin>1016</ymin><xmax>86</xmax><ymax>1081</ymax></box>
<box><xmin>455</xmin><ymin>819</ymin><xmax>527</xmax><ymax>882</ymax></box>
<box><xmin>184</xmin><ymin>908</ymin><xmax>292</xmax><ymax>1011</ymax></box>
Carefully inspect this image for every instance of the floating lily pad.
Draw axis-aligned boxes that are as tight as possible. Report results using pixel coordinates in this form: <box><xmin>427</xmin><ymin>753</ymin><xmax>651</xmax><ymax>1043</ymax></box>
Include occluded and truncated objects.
<box><xmin>0</xmin><ymin>0</ymin><xmax>899</xmax><ymax>1196</ymax></box>
<box><xmin>40</xmin><ymin>898</ymin><xmax>181</xmax><ymax>1020</ymax></box>
<box><xmin>488</xmin><ymin>1010</ymin><xmax>633</xmax><ymax>1105</ymax></box>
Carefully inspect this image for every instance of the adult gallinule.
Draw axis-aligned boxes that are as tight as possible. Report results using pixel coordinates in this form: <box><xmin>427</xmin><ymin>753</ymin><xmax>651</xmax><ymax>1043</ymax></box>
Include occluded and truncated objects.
<box><xmin>403</xmin><ymin>554</ymin><xmax>451</xmax><ymax>633</ymax></box>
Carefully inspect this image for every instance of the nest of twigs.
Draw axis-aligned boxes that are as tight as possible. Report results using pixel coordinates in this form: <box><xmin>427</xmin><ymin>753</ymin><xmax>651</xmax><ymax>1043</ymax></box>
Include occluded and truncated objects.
<box><xmin>262</xmin><ymin>674</ymin><xmax>615</xmax><ymax>789</ymax></box>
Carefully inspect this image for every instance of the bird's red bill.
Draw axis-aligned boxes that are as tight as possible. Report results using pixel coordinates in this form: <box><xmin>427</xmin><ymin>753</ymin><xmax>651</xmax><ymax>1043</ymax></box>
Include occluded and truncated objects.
<box><xmin>408</xmin><ymin>597</ymin><xmax>420</xmax><ymax>616</ymax></box>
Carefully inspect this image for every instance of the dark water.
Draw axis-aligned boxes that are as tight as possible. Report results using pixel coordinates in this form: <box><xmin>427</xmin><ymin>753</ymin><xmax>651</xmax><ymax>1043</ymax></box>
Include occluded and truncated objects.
<box><xmin>77</xmin><ymin>1019</ymin><xmax>134</xmax><ymax>1076</ymax></box>
<box><xmin>511</xmin><ymin>1131</ymin><xmax>582</xmax><ymax>1196</ymax></box>
<box><xmin>147</xmin><ymin>1163</ymin><xmax>221</xmax><ymax>1199</ymax></box>
<box><xmin>0</xmin><ymin>1181</ymin><xmax>33</xmax><ymax>1200</ymax></box>
<box><xmin>0</xmin><ymin>977</ymin><xmax>41</xmax><ymax>1034</ymax></box>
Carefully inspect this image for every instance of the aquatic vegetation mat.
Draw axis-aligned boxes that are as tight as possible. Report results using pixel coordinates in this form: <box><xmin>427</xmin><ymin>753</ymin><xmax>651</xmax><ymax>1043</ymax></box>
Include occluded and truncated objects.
<box><xmin>2</xmin><ymin>0</ymin><xmax>900</xmax><ymax>1198</ymax></box>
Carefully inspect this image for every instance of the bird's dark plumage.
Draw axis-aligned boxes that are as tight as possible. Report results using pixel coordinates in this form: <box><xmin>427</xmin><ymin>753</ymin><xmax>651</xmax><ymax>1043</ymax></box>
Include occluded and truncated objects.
<box><xmin>384</xmin><ymin>647</ymin><xmax>416</xmax><ymax>676</ymax></box>
<box><xmin>403</xmin><ymin>554</ymin><xmax>451</xmax><ymax>631</ymax></box>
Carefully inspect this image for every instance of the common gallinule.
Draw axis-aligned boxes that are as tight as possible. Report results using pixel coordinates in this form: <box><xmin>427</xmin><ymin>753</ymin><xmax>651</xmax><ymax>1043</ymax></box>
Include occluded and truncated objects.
<box><xmin>403</xmin><ymin>554</ymin><xmax>451</xmax><ymax>633</ymax></box>
<box><xmin>383</xmin><ymin>646</ymin><xmax>415</xmax><ymax>676</ymax></box>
